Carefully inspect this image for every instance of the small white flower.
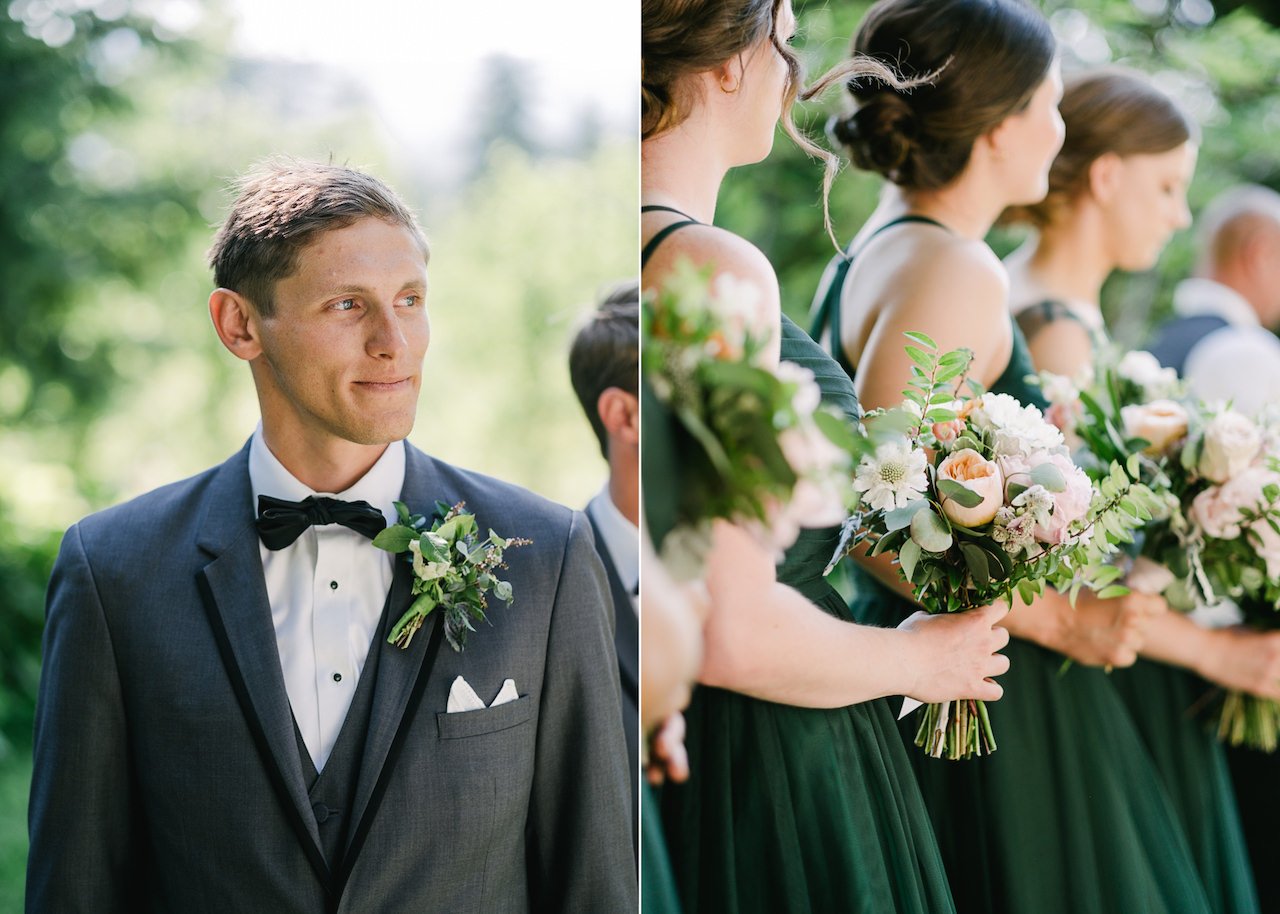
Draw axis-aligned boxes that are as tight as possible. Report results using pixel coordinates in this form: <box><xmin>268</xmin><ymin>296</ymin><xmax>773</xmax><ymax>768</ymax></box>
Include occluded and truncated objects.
<box><xmin>775</xmin><ymin>361</ymin><xmax>822</xmax><ymax>415</ymax></box>
<box><xmin>408</xmin><ymin>538</ymin><xmax>452</xmax><ymax>581</ymax></box>
<box><xmin>1117</xmin><ymin>350</ymin><xmax>1179</xmax><ymax>397</ymax></box>
<box><xmin>1012</xmin><ymin>484</ymin><xmax>1054</xmax><ymax>525</ymax></box>
<box><xmin>853</xmin><ymin>440</ymin><xmax>929</xmax><ymax>512</ymax></box>
<box><xmin>970</xmin><ymin>392</ymin><xmax>1065</xmax><ymax>457</ymax></box>
<box><xmin>1040</xmin><ymin>371</ymin><xmax>1080</xmax><ymax>407</ymax></box>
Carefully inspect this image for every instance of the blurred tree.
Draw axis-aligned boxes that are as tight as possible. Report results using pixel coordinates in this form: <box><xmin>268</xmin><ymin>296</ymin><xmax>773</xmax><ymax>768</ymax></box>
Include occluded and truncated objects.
<box><xmin>466</xmin><ymin>53</ymin><xmax>541</xmax><ymax>180</ymax></box>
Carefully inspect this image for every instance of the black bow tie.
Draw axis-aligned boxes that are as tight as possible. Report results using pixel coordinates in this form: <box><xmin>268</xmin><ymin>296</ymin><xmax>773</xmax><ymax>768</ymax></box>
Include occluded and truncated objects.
<box><xmin>255</xmin><ymin>494</ymin><xmax>388</xmax><ymax>551</ymax></box>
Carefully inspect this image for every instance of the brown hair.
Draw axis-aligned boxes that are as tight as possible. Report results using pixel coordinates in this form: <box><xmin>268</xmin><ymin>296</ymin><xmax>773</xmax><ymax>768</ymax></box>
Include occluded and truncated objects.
<box><xmin>208</xmin><ymin>158</ymin><xmax>428</xmax><ymax>316</ymax></box>
<box><xmin>569</xmin><ymin>281</ymin><xmax>640</xmax><ymax>458</ymax></box>
<box><xmin>830</xmin><ymin>0</ymin><xmax>1056</xmax><ymax>191</ymax></box>
<box><xmin>1005</xmin><ymin>68</ymin><xmax>1196</xmax><ymax>228</ymax></box>
<box><xmin>642</xmin><ymin>0</ymin><xmax>903</xmax><ymax>245</ymax></box>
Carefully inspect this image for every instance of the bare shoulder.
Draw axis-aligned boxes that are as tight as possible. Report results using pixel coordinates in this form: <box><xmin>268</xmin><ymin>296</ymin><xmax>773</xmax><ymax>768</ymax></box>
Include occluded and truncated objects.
<box><xmin>861</xmin><ymin>228</ymin><xmax>1007</xmax><ymax>324</ymax></box>
<box><xmin>642</xmin><ymin>222</ymin><xmax>779</xmax><ymax>305</ymax></box>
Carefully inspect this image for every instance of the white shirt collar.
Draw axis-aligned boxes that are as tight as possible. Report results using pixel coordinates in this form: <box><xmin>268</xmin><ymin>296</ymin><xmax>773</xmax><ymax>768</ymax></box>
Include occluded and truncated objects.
<box><xmin>586</xmin><ymin>486</ymin><xmax>638</xmax><ymax>594</ymax></box>
<box><xmin>248</xmin><ymin>424</ymin><xmax>407</xmax><ymax>525</ymax></box>
<box><xmin>1172</xmin><ymin>278</ymin><xmax>1261</xmax><ymax>328</ymax></box>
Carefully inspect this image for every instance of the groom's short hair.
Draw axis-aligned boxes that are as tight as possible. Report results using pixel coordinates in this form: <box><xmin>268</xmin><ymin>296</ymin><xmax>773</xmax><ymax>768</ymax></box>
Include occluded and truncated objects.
<box><xmin>569</xmin><ymin>280</ymin><xmax>639</xmax><ymax>458</ymax></box>
<box><xmin>209</xmin><ymin>159</ymin><xmax>429</xmax><ymax>316</ymax></box>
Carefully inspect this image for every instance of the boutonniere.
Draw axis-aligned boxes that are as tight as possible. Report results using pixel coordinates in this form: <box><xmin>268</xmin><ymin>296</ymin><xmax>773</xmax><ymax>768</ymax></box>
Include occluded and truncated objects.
<box><xmin>373</xmin><ymin>500</ymin><xmax>532</xmax><ymax>652</ymax></box>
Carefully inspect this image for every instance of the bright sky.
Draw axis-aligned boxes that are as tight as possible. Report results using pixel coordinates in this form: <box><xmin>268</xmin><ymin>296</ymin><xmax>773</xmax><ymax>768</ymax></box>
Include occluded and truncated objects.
<box><xmin>226</xmin><ymin>0</ymin><xmax>638</xmax><ymax>161</ymax></box>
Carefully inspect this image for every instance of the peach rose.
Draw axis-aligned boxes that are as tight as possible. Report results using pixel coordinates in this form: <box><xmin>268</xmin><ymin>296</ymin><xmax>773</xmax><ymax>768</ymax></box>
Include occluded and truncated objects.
<box><xmin>1127</xmin><ymin>556</ymin><xmax>1176</xmax><ymax>596</ymax></box>
<box><xmin>1190</xmin><ymin>467</ymin><xmax>1280</xmax><ymax>540</ymax></box>
<box><xmin>1120</xmin><ymin>399</ymin><xmax>1189</xmax><ymax>456</ymax></box>
<box><xmin>936</xmin><ymin>448</ymin><xmax>1004</xmax><ymax>527</ymax></box>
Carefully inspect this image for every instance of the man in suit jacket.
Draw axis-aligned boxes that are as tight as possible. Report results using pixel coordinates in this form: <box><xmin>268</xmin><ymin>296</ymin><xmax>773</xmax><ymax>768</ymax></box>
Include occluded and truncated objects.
<box><xmin>27</xmin><ymin>160</ymin><xmax>636</xmax><ymax>913</ymax></box>
<box><xmin>568</xmin><ymin>282</ymin><xmax>640</xmax><ymax>852</ymax></box>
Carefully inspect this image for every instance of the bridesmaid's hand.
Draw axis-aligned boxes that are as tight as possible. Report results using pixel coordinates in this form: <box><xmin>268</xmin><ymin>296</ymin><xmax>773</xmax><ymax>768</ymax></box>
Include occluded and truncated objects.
<box><xmin>1038</xmin><ymin>590</ymin><xmax>1165</xmax><ymax>668</ymax></box>
<box><xmin>646</xmin><ymin>712</ymin><xmax>690</xmax><ymax>786</ymax></box>
<box><xmin>1194</xmin><ymin>627</ymin><xmax>1280</xmax><ymax>700</ymax></box>
<box><xmin>897</xmin><ymin>603</ymin><xmax>1011</xmax><ymax>703</ymax></box>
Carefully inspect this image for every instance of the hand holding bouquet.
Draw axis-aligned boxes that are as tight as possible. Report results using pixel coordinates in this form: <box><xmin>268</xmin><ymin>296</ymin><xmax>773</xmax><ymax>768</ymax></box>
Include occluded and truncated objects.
<box><xmin>834</xmin><ymin>333</ymin><xmax>1160</xmax><ymax>759</ymax></box>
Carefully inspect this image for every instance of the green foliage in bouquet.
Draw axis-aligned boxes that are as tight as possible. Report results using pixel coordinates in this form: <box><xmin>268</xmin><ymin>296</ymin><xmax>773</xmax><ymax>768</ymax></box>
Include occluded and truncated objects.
<box><xmin>642</xmin><ymin>260</ymin><xmax>867</xmax><ymax>567</ymax></box>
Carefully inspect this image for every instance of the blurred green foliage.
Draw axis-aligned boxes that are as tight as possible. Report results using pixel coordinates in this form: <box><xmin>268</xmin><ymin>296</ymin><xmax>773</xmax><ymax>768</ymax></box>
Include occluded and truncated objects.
<box><xmin>0</xmin><ymin>0</ymin><xmax>634</xmax><ymax>794</ymax></box>
<box><xmin>717</xmin><ymin>0</ymin><xmax>1280</xmax><ymax>345</ymax></box>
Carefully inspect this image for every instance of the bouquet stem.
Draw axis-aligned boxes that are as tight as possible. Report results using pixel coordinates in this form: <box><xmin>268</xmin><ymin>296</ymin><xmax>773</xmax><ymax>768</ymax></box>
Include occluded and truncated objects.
<box><xmin>915</xmin><ymin>699</ymin><xmax>997</xmax><ymax>760</ymax></box>
<box><xmin>1217</xmin><ymin>690</ymin><xmax>1280</xmax><ymax>752</ymax></box>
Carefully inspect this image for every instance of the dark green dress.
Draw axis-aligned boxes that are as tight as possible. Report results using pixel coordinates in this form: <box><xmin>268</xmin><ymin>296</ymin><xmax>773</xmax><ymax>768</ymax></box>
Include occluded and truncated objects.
<box><xmin>813</xmin><ymin>240</ymin><xmax>1217</xmax><ymax>911</ymax></box>
<box><xmin>1023</xmin><ymin>302</ymin><xmax>1259</xmax><ymax>914</ymax></box>
<box><xmin>659</xmin><ymin>316</ymin><xmax>956</xmax><ymax>914</ymax></box>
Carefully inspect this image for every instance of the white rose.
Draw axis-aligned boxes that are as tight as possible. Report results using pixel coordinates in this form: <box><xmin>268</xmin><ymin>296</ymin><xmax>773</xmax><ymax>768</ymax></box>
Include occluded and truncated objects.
<box><xmin>1199</xmin><ymin>411</ymin><xmax>1263</xmax><ymax>483</ymax></box>
<box><xmin>1117</xmin><ymin>351</ymin><xmax>1177</xmax><ymax>394</ymax></box>
<box><xmin>1121</xmin><ymin>399</ymin><xmax>1189</xmax><ymax>456</ymax></box>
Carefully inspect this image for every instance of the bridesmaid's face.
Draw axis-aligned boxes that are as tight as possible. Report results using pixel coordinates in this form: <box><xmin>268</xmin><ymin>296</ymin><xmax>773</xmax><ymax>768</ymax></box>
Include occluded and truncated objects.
<box><xmin>1104</xmin><ymin>142</ymin><xmax>1197</xmax><ymax>271</ymax></box>
<box><xmin>730</xmin><ymin>0</ymin><xmax>796</xmax><ymax>165</ymax></box>
<box><xmin>992</xmin><ymin>61</ymin><xmax>1066</xmax><ymax>207</ymax></box>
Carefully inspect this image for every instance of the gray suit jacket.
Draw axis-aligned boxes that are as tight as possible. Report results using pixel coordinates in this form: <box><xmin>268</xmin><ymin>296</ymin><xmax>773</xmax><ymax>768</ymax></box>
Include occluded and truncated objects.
<box><xmin>27</xmin><ymin>442</ymin><xmax>637</xmax><ymax>913</ymax></box>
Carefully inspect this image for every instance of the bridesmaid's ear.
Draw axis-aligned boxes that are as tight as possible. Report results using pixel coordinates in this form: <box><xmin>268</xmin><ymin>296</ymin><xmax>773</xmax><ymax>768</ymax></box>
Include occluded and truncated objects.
<box><xmin>1087</xmin><ymin>152</ymin><xmax>1123</xmax><ymax>206</ymax></box>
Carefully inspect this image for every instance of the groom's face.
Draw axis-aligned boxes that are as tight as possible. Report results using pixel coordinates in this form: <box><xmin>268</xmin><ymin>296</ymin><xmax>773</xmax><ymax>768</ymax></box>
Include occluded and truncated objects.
<box><xmin>252</xmin><ymin>216</ymin><xmax>430</xmax><ymax>447</ymax></box>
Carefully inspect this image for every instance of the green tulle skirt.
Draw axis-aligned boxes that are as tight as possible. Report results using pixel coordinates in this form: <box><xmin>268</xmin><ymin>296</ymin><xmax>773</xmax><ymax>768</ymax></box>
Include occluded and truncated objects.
<box><xmin>1110</xmin><ymin>660</ymin><xmax>1258</xmax><ymax>913</ymax></box>
<box><xmin>659</xmin><ymin>530</ymin><xmax>955</xmax><ymax>914</ymax></box>
<box><xmin>850</xmin><ymin>573</ymin><xmax>1217</xmax><ymax>914</ymax></box>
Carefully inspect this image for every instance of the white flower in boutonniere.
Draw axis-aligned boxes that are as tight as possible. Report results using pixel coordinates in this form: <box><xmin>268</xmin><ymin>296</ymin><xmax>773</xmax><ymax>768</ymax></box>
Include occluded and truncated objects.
<box><xmin>373</xmin><ymin>500</ymin><xmax>532</xmax><ymax>652</ymax></box>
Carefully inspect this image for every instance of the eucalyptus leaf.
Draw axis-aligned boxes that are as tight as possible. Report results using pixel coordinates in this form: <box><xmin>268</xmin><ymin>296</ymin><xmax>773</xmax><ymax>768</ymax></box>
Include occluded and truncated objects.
<box><xmin>911</xmin><ymin>506</ymin><xmax>954</xmax><ymax>553</ymax></box>
<box><xmin>961</xmin><ymin>543</ymin><xmax>990</xmax><ymax>588</ymax></box>
<box><xmin>1029</xmin><ymin>462</ymin><xmax>1066</xmax><ymax>493</ymax></box>
<box><xmin>938</xmin><ymin>478</ymin><xmax>983</xmax><ymax>508</ymax></box>
<box><xmin>885</xmin><ymin>499</ymin><xmax>930</xmax><ymax>531</ymax></box>
<box><xmin>1097</xmin><ymin>584</ymin><xmax>1131</xmax><ymax>600</ymax></box>
<box><xmin>899</xmin><ymin>538</ymin><xmax>922</xmax><ymax>582</ymax></box>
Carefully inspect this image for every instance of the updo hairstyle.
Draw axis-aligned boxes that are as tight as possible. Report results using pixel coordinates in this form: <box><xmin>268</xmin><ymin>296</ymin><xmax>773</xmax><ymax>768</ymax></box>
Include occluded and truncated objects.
<box><xmin>830</xmin><ymin>0</ymin><xmax>1056</xmax><ymax>190</ymax></box>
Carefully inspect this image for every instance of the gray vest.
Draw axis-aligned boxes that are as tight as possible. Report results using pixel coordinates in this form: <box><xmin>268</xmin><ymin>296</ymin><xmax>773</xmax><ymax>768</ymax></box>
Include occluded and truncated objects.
<box><xmin>293</xmin><ymin>630</ymin><xmax>385</xmax><ymax>869</ymax></box>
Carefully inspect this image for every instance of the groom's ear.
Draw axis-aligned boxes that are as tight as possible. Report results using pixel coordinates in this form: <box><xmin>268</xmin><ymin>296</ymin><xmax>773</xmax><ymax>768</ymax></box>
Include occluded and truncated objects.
<box><xmin>597</xmin><ymin>388</ymin><xmax>639</xmax><ymax>446</ymax></box>
<box><xmin>209</xmin><ymin>288</ymin><xmax>263</xmax><ymax>362</ymax></box>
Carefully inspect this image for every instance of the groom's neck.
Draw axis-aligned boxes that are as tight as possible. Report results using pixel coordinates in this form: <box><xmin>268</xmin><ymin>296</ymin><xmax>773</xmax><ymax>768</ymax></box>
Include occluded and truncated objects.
<box><xmin>261</xmin><ymin>423</ymin><xmax>393</xmax><ymax>494</ymax></box>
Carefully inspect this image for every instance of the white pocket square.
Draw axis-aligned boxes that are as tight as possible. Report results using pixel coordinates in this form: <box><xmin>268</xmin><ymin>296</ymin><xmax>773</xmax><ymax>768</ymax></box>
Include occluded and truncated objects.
<box><xmin>447</xmin><ymin>675</ymin><xmax>519</xmax><ymax>713</ymax></box>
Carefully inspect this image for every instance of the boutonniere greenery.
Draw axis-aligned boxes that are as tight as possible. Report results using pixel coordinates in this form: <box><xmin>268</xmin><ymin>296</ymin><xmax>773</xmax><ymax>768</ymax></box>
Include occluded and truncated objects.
<box><xmin>373</xmin><ymin>500</ymin><xmax>531</xmax><ymax>652</ymax></box>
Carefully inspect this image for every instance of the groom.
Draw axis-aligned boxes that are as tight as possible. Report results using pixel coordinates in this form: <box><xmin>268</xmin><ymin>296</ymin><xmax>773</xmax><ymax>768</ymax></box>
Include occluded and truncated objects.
<box><xmin>26</xmin><ymin>161</ymin><xmax>636</xmax><ymax>913</ymax></box>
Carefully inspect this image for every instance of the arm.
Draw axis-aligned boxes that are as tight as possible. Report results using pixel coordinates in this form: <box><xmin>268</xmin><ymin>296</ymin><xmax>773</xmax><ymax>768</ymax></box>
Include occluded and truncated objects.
<box><xmin>1140</xmin><ymin>612</ymin><xmax>1280</xmax><ymax>699</ymax></box>
<box><xmin>1024</xmin><ymin>317</ymin><xmax>1095</xmax><ymax>380</ymax></box>
<box><xmin>698</xmin><ymin>520</ymin><xmax>1009</xmax><ymax>707</ymax></box>
<box><xmin>27</xmin><ymin>524</ymin><xmax>139</xmax><ymax>914</ymax></box>
<box><xmin>527</xmin><ymin>511</ymin><xmax>636</xmax><ymax>911</ymax></box>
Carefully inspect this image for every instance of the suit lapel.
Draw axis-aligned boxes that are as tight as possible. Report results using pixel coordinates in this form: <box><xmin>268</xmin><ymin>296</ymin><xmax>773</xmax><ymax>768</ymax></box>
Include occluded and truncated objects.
<box><xmin>335</xmin><ymin>444</ymin><xmax>449</xmax><ymax>898</ymax></box>
<box><xmin>193</xmin><ymin>444</ymin><xmax>328</xmax><ymax>886</ymax></box>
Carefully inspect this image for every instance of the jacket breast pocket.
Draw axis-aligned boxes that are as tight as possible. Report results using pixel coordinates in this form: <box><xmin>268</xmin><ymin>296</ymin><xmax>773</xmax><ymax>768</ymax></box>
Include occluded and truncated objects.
<box><xmin>436</xmin><ymin>694</ymin><xmax>535</xmax><ymax>739</ymax></box>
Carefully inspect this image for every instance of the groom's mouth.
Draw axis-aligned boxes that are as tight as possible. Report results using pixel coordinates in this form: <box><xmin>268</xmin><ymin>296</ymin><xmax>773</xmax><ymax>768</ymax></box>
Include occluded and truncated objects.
<box><xmin>353</xmin><ymin>376</ymin><xmax>414</xmax><ymax>392</ymax></box>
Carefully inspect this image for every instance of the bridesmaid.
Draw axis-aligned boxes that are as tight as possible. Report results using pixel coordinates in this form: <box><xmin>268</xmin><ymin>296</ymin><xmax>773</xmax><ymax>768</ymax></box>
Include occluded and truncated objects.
<box><xmin>812</xmin><ymin>2</ymin><xmax>1215</xmax><ymax>911</ymax></box>
<box><xmin>1004</xmin><ymin>67</ymin><xmax>1260</xmax><ymax>913</ymax></box>
<box><xmin>641</xmin><ymin>0</ymin><xmax>1010</xmax><ymax>910</ymax></box>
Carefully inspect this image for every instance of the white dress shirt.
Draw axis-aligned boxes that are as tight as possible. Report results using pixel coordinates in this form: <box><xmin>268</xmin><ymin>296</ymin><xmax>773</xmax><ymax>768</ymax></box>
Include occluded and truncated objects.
<box><xmin>1177</xmin><ymin>277</ymin><xmax>1280</xmax><ymax>417</ymax></box>
<box><xmin>248</xmin><ymin>427</ymin><xmax>405</xmax><ymax>771</ymax></box>
<box><xmin>585</xmin><ymin>487</ymin><xmax>638</xmax><ymax>611</ymax></box>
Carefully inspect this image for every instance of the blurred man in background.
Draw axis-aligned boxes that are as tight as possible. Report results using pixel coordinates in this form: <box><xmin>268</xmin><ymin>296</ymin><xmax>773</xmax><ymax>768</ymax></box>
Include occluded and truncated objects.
<box><xmin>569</xmin><ymin>281</ymin><xmax>640</xmax><ymax>851</ymax></box>
<box><xmin>1148</xmin><ymin>184</ymin><xmax>1280</xmax><ymax>415</ymax></box>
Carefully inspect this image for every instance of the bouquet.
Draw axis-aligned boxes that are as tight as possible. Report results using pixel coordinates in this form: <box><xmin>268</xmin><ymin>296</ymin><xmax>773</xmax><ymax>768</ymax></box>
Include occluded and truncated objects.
<box><xmin>833</xmin><ymin>333</ymin><xmax>1160</xmax><ymax>760</ymax></box>
<box><xmin>1039</xmin><ymin>350</ymin><xmax>1280</xmax><ymax>749</ymax></box>
<box><xmin>642</xmin><ymin>260</ymin><xmax>865</xmax><ymax>579</ymax></box>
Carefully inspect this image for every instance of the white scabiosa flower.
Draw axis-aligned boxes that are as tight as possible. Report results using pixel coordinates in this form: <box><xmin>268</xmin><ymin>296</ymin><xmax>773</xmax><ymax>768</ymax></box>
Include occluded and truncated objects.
<box><xmin>853</xmin><ymin>440</ymin><xmax>929</xmax><ymax>512</ymax></box>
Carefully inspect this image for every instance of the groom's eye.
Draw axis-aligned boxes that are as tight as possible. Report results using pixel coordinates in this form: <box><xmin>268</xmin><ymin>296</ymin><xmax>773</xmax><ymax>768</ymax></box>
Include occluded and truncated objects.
<box><xmin>332</xmin><ymin>298</ymin><xmax>357</xmax><ymax>312</ymax></box>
